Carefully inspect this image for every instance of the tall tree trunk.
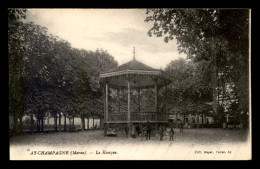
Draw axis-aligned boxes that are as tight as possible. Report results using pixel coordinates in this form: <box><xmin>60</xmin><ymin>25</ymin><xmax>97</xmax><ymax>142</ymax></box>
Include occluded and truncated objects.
<box><xmin>37</xmin><ymin>119</ymin><xmax>40</xmax><ymax>133</ymax></box>
<box><xmin>19</xmin><ymin>116</ymin><xmax>23</xmax><ymax>133</ymax></box>
<box><xmin>197</xmin><ymin>113</ymin><xmax>200</xmax><ymax>128</ymax></box>
<box><xmin>64</xmin><ymin>114</ymin><xmax>66</xmax><ymax>131</ymax></box>
<box><xmin>93</xmin><ymin>117</ymin><xmax>95</xmax><ymax>129</ymax></box>
<box><xmin>176</xmin><ymin>113</ymin><xmax>178</xmax><ymax>128</ymax></box>
<box><xmin>87</xmin><ymin>117</ymin><xmax>90</xmax><ymax>129</ymax></box>
<box><xmin>36</xmin><ymin>117</ymin><xmax>40</xmax><ymax>132</ymax></box>
<box><xmin>12</xmin><ymin>114</ymin><xmax>18</xmax><ymax>133</ymax></box>
<box><xmin>99</xmin><ymin>116</ymin><xmax>101</xmax><ymax>129</ymax></box>
<box><xmin>36</xmin><ymin>118</ymin><xmax>38</xmax><ymax>132</ymax></box>
<box><xmin>100</xmin><ymin>116</ymin><xmax>103</xmax><ymax>129</ymax></box>
<box><xmin>202</xmin><ymin>113</ymin><xmax>204</xmax><ymax>128</ymax></box>
<box><xmin>69</xmin><ymin>117</ymin><xmax>71</xmax><ymax>131</ymax></box>
<box><xmin>72</xmin><ymin>116</ymin><xmax>74</xmax><ymax>131</ymax></box>
<box><xmin>211</xmin><ymin>39</ymin><xmax>218</xmax><ymax>127</ymax></box>
<box><xmin>54</xmin><ymin>115</ymin><xmax>57</xmax><ymax>132</ymax></box>
<box><xmin>81</xmin><ymin>116</ymin><xmax>85</xmax><ymax>131</ymax></box>
<box><xmin>59</xmin><ymin>113</ymin><xmax>61</xmax><ymax>132</ymax></box>
<box><xmin>41</xmin><ymin>116</ymin><xmax>44</xmax><ymax>133</ymax></box>
<box><xmin>30</xmin><ymin>113</ymin><xmax>34</xmax><ymax>133</ymax></box>
<box><xmin>195</xmin><ymin>113</ymin><xmax>199</xmax><ymax>137</ymax></box>
<box><xmin>38</xmin><ymin>118</ymin><xmax>40</xmax><ymax>133</ymax></box>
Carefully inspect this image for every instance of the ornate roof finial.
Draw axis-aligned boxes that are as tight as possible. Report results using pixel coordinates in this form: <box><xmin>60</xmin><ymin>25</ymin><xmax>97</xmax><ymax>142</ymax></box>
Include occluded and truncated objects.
<box><xmin>133</xmin><ymin>46</ymin><xmax>135</xmax><ymax>60</ymax></box>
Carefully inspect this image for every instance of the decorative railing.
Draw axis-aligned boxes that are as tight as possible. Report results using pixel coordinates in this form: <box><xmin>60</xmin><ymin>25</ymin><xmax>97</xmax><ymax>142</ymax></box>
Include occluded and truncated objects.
<box><xmin>156</xmin><ymin>114</ymin><xmax>168</xmax><ymax>121</ymax></box>
<box><xmin>107</xmin><ymin>114</ymin><xmax>128</xmax><ymax>122</ymax></box>
<box><xmin>131</xmin><ymin>112</ymin><xmax>156</xmax><ymax>121</ymax></box>
<box><xmin>107</xmin><ymin>112</ymin><xmax>168</xmax><ymax>122</ymax></box>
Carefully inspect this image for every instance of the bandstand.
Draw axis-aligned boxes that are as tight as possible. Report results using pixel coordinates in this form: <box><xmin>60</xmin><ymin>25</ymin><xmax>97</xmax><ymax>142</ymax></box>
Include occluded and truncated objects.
<box><xmin>100</xmin><ymin>48</ymin><xmax>174</xmax><ymax>130</ymax></box>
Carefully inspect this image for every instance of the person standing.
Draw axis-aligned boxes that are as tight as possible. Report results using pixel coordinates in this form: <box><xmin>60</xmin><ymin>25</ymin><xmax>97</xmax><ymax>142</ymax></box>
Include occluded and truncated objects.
<box><xmin>131</xmin><ymin>124</ymin><xmax>136</xmax><ymax>138</ymax></box>
<box><xmin>180</xmin><ymin>121</ymin><xmax>183</xmax><ymax>133</ymax></box>
<box><xmin>124</xmin><ymin>125</ymin><xmax>129</xmax><ymax>138</ymax></box>
<box><xmin>136</xmin><ymin>125</ymin><xmax>141</xmax><ymax>136</ymax></box>
<box><xmin>160</xmin><ymin>125</ymin><xmax>164</xmax><ymax>141</ymax></box>
<box><xmin>141</xmin><ymin>124</ymin><xmax>146</xmax><ymax>141</ymax></box>
<box><xmin>146</xmin><ymin>122</ymin><xmax>151</xmax><ymax>140</ymax></box>
<box><xmin>169</xmin><ymin>127</ymin><xmax>174</xmax><ymax>141</ymax></box>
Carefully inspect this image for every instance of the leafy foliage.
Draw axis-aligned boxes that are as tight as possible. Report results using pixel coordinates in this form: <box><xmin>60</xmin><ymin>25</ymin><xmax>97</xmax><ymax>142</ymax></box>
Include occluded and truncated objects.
<box><xmin>163</xmin><ymin>58</ymin><xmax>212</xmax><ymax>115</ymax></box>
<box><xmin>145</xmin><ymin>9</ymin><xmax>249</xmax><ymax>125</ymax></box>
<box><xmin>9</xmin><ymin>11</ymin><xmax>118</xmax><ymax>132</ymax></box>
<box><xmin>8</xmin><ymin>9</ymin><xmax>27</xmax><ymax>132</ymax></box>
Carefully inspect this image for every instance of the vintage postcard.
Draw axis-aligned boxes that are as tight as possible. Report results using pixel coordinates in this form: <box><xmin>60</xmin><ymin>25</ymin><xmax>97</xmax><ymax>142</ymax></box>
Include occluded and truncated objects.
<box><xmin>9</xmin><ymin>8</ymin><xmax>251</xmax><ymax>160</ymax></box>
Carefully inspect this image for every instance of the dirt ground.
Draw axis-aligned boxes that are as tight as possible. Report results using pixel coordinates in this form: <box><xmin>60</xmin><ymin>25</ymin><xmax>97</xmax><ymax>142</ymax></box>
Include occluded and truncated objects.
<box><xmin>9</xmin><ymin>128</ymin><xmax>251</xmax><ymax>160</ymax></box>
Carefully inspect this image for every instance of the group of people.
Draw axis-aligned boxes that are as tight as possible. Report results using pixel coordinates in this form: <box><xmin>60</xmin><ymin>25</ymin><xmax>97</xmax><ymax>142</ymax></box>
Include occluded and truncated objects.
<box><xmin>159</xmin><ymin>125</ymin><xmax>175</xmax><ymax>141</ymax></box>
<box><xmin>105</xmin><ymin>121</ymin><xmax>185</xmax><ymax>141</ymax></box>
<box><xmin>124</xmin><ymin>122</ymin><xmax>152</xmax><ymax>140</ymax></box>
<box><xmin>124</xmin><ymin>122</ymin><xmax>177</xmax><ymax>141</ymax></box>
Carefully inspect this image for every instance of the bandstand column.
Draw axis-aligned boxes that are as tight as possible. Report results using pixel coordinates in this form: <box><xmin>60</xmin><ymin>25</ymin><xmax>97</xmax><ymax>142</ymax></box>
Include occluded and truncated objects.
<box><xmin>127</xmin><ymin>79</ymin><xmax>131</xmax><ymax>125</ymax></box>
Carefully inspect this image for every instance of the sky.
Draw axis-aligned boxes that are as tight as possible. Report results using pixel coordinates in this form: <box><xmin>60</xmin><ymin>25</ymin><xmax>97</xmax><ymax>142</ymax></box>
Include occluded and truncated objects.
<box><xmin>25</xmin><ymin>8</ymin><xmax>187</xmax><ymax>69</ymax></box>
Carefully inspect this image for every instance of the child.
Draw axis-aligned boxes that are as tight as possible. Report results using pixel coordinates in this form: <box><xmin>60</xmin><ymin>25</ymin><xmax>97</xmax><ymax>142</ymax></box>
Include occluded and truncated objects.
<box><xmin>169</xmin><ymin>127</ymin><xmax>174</xmax><ymax>141</ymax></box>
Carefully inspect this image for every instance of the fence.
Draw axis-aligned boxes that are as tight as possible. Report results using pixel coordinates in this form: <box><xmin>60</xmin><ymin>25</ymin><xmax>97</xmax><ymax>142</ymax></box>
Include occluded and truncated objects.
<box><xmin>107</xmin><ymin>112</ymin><xmax>168</xmax><ymax>122</ymax></box>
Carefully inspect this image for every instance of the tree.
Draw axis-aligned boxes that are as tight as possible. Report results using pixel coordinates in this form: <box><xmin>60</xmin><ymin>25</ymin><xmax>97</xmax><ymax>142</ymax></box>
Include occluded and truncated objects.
<box><xmin>163</xmin><ymin>58</ymin><xmax>213</xmax><ymax>125</ymax></box>
<box><xmin>9</xmin><ymin>11</ymin><xmax>118</xmax><ymax>133</ymax></box>
<box><xmin>145</xmin><ymin>9</ymin><xmax>249</xmax><ymax>127</ymax></box>
<box><xmin>23</xmin><ymin>22</ymin><xmax>65</xmax><ymax>132</ymax></box>
<box><xmin>8</xmin><ymin>9</ymin><xmax>27</xmax><ymax>133</ymax></box>
<box><xmin>94</xmin><ymin>49</ymin><xmax>118</xmax><ymax>127</ymax></box>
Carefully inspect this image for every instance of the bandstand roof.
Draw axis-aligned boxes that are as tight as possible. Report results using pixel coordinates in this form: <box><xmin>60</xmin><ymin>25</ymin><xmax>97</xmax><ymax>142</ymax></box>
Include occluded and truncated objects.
<box><xmin>100</xmin><ymin>58</ymin><xmax>174</xmax><ymax>89</ymax></box>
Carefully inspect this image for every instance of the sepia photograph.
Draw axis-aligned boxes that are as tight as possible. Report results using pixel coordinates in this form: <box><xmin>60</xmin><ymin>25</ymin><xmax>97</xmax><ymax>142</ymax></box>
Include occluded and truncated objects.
<box><xmin>8</xmin><ymin>8</ymin><xmax>251</xmax><ymax>160</ymax></box>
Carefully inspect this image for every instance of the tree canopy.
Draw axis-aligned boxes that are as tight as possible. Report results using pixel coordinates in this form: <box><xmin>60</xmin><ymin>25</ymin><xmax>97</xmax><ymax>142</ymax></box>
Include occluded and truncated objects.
<box><xmin>8</xmin><ymin>9</ymin><xmax>118</xmax><ymax>132</ymax></box>
<box><xmin>163</xmin><ymin>58</ymin><xmax>212</xmax><ymax>115</ymax></box>
<box><xmin>145</xmin><ymin>9</ymin><xmax>249</xmax><ymax>125</ymax></box>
